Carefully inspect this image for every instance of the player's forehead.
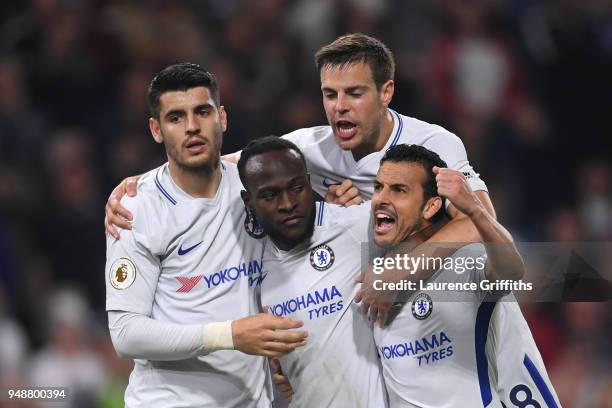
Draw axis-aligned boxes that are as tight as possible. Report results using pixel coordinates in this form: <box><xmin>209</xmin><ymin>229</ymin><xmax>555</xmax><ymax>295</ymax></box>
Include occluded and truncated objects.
<box><xmin>320</xmin><ymin>61</ymin><xmax>376</xmax><ymax>89</ymax></box>
<box><xmin>158</xmin><ymin>86</ymin><xmax>217</xmax><ymax>114</ymax></box>
<box><xmin>245</xmin><ymin>149</ymin><xmax>306</xmax><ymax>188</ymax></box>
<box><xmin>376</xmin><ymin>161</ymin><xmax>426</xmax><ymax>186</ymax></box>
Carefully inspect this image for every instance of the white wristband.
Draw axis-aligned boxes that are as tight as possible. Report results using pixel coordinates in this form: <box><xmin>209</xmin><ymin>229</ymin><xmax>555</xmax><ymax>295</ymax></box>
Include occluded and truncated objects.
<box><xmin>202</xmin><ymin>321</ymin><xmax>234</xmax><ymax>352</ymax></box>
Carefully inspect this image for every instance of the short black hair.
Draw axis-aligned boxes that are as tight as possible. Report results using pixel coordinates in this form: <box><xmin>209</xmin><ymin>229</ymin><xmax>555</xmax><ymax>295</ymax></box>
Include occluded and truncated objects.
<box><xmin>381</xmin><ymin>144</ymin><xmax>448</xmax><ymax>219</ymax></box>
<box><xmin>315</xmin><ymin>33</ymin><xmax>395</xmax><ymax>89</ymax></box>
<box><xmin>238</xmin><ymin>136</ymin><xmax>307</xmax><ymax>190</ymax></box>
<box><xmin>146</xmin><ymin>62</ymin><xmax>220</xmax><ymax>119</ymax></box>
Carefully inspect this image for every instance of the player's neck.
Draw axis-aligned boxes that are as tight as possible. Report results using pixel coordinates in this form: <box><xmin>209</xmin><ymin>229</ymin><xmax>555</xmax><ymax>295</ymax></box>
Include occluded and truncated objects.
<box><xmin>167</xmin><ymin>160</ymin><xmax>222</xmax><ymax>199</ymax></box>
<box><xmin>404</xmin><ymin>218</ymin><xmax>448</xmax><ymax>244</ymax></box>
<box><xmin>351</xmin><ymin>109</ymin><xmax>394</xmax><ymax>161</ymax></box>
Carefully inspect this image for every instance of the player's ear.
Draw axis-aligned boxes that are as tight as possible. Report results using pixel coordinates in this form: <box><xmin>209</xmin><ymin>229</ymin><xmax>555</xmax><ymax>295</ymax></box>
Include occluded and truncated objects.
<box><xmin>422</xmin><ymin>196</ymin><xmax>443</xmax><ymax>221</ymax></box>
<box><xmin>379</xmin><ymin>80</ymin><xmax>394</xmax><ymax>107</ymax></box>
<box><xmin>219</xmin><ymin>106</ymin><xmax>227</xmax><ymax>132</ymax></box>
<box><xmin>149</xmin><ymin>117</ymin><xmax>163</xmax><ymax>144</ymax></box>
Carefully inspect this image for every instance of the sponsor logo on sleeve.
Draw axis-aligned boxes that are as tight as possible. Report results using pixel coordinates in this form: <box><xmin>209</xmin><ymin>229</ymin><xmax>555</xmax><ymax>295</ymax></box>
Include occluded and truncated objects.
<box><xmin>109</xmin><ymin>258</ymin><xmax>137</xmax><ymax>290</ymax></box>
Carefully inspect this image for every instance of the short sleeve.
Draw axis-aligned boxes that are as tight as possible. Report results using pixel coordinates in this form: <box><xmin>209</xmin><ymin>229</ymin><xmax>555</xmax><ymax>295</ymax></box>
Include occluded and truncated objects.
<box><xmin>105</xmin><ymin>196</ymin><xmax>162</xmax><ymax>315</ymax></box>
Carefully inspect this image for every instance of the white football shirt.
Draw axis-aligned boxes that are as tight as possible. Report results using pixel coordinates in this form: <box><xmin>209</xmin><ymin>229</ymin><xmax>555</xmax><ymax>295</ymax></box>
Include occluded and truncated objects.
<box><xmin>260</xmin><ymin>202</ymin><xmax>388</xmax><ymax>408</ymax></box>
<box><xmin>374</xmin><ymin>244</ymin><xmax>559</xmax><ymax>408</ymax></box>
<box><xmin>282</xmin><ymin>109</ymin><xmax>487</xmax><ymax>199</ymax></box>
<box><xmin>106</xmin><ymin>161</ymin><xmax>272</xmax><ymax>408</ymax></box>
<box><xmin>487</xmin><ymin>295</ymin><xmax>561</xmax><ymax>408</ymax></box>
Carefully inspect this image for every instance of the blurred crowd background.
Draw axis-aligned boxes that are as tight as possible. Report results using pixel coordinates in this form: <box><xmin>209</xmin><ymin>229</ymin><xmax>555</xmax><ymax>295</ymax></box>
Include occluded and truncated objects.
<box><xmin>0</xmin><ymin>0</ymin><xmax>611</xmax><ymax>407</ymax></box>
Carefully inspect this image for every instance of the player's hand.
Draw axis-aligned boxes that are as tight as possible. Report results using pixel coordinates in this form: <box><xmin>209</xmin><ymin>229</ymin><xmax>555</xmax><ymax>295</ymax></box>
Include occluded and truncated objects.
<box><xmin>433</xmin><ymin>167</ymin><xmax>481</xmax><ymax>217</ymax></box>
<box><xmin>232</xmin><ymin>314</ymin><xmax>308</xmax><ymax>358</ymax></box>
<box><xmin>324</xmin><ymin>179</ymin><xmax>363</xmax><ymax>207</ymax></box>
<box><xmin>104</xmin><ymin>175</ymin><xmax>141</xmax><ymax>239</ymax></box>
<box><xmin>354</xmin><ymin>266</ymin><xmax>396</xmax><ymax>327</ymax></box>
<box><xmin>271</xmin><ymin>358</ymin><xmax>294</xmax><ymax>401</ymax></box>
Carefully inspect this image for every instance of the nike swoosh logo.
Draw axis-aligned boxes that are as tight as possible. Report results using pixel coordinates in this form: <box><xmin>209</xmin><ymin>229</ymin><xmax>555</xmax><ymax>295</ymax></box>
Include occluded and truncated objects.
<box><xmin>178</xmin><ymin>241</ymin><xmax>203</xmax><ymax>256</ymax></box>
<box><xmin>322</xmin><ymin>178</ymin><xmax>341</xmax><ymax>188</ymax></box>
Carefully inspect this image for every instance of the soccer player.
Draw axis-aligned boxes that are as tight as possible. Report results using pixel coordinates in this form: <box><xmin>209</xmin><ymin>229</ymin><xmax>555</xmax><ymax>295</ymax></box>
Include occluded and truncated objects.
<box><xmin>237</xmin><ymin>136</ymin><xmax>388</xmax><ymax>407</ymax></box>
<box><xmin>371</xmin><ymin>144</ymin><xmax>560</xmax><ymax>407</ymax></box>
<box><xmin>104</xmin><ymin>34</ymin><xmax>499</xmax><ymax>324</ymax></box>
<box><xmin>105</xmin><ymin>63</ymin><xmax>308</xmax><ymax>407</ymax></box>
<box><xmin>105</xmin><ymin>33</ymin><xmax>493</xmax><ymax>265</ymax></box>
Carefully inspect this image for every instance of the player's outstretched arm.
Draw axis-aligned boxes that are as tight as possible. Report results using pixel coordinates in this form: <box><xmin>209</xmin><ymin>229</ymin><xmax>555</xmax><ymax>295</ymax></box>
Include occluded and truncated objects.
<box><xmin>434</xmin><ymin>166</ymin><xmax>524</xmax><ymax>281</ymax></box>
<box><xmin>105</xmin><ymin>175</ymin><xmax>141</xmax><ymax>239</ymax></box>
<box><xmin>109</xmin><ymin>311</ymin><xmax>209</xmax><ymax>360</ymax></box>
<box><xmin>108</xmin><ymin>311</ymin><xmax>307</xmax><ymax>360</ymax></box>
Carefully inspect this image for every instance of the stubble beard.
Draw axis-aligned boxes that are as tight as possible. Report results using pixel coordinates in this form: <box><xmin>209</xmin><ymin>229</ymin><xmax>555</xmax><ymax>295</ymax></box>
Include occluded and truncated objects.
<box><xmin>344</xmin><ymin>116</ymin><xmax>382</xmax><ymax>159</ymax></box>
<box><xmin>401</xmin><ymin>217</ymin><xmax>423</xmax><ymax>243</ymax></box>
<box><xmin>166</xmin><ymin>128</ymin><xmax>223</xmax><ymax>175</ymax></box>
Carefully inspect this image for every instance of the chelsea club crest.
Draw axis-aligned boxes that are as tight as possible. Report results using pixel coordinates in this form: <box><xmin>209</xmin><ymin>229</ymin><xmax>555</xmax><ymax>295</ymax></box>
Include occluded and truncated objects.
<box><xmin>310</xmin><ymin>244</ymin><xmax>335</xmax><ymax>271</ymax></box>
<box><xmin>244</xmin><ymin>209</ymin><xmax>265</xmax><ymax>239</ymax></box>
<box><xmin>412</xmin><ymin>292</ymin><xmax>433</xmax><ymax>320</ymax></box>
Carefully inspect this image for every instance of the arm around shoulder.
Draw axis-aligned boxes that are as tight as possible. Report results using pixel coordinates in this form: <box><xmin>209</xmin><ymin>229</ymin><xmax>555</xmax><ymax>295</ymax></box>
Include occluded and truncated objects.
<box><xmin>108</xmin><ymin>310</ymin><xmax>210</xmax><ymax>360</ymax></box>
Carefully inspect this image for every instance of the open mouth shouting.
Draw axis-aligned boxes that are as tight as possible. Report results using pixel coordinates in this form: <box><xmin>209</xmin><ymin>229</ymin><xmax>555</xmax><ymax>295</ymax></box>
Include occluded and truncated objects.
<box><xmin>374</xmin><ymin>208</ymin><xmax>396</xmax><ymax>235</ymax></box>
<box><xmin>334</xmin><ymin>120</ymin><xmax>358</xmax><ymax>140</ymax></box>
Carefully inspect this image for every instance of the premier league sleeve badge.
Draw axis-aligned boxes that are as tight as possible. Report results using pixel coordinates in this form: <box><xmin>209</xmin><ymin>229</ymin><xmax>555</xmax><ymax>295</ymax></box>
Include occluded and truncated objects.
<box><xmin>109</xmin><ymin>257</ymin><xmax>137</xmax><ymax>290</ymax></box>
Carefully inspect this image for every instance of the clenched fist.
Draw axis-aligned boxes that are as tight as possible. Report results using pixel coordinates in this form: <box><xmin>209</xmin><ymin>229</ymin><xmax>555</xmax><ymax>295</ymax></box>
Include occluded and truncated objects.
<box><xmin>433</xmin><ymin>167</ymin><xmax>483</xmax><ymax>217</ymax></box>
